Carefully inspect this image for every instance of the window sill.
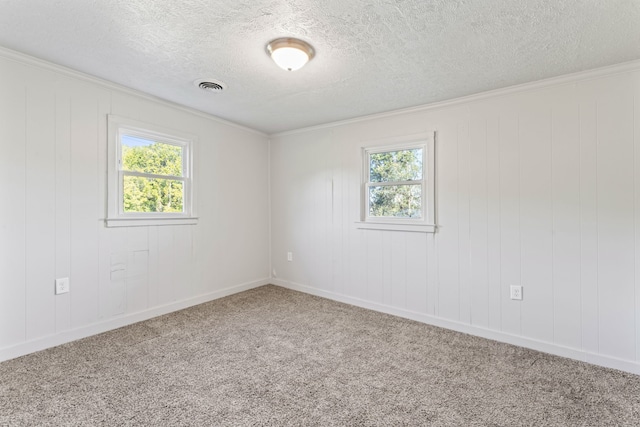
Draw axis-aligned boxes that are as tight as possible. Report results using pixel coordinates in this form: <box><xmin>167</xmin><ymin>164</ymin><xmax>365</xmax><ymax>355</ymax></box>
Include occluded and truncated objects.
<box><xmin>105</xmin><ymin>216</ymin><xmax>199</xmax><ymax>228</ymax></box>
<box><xmin>355</xmin><ymin>221</ymin><xmax>436</xmax><ymax>233</ymax></box>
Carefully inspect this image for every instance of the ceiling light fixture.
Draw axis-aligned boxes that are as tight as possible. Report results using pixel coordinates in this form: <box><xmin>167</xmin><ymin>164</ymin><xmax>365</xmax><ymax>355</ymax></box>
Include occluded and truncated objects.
<box><xmin>266</xmin><ymin>38</ymin><xmax>315</xmax><ymax>71</ymax></box>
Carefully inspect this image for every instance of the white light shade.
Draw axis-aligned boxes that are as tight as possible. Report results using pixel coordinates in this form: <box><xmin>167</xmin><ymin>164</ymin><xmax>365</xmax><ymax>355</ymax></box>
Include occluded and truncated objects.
<box><xmin>271</xmin><ymin>47</ymin><xmax>309</xmax><ymax>71</ymax></box>
<box><xmin>266</xmin><ymin>38</ymin><xmax>315</xmax><ymax>71</ymax></box>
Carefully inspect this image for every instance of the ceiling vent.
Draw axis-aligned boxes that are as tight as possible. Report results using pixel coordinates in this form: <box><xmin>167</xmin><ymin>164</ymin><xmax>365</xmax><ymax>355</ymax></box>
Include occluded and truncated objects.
<box><xmin>194</xmin><ymin>78</ymin><xmax>227</xmax><ymax>93</ymax></box>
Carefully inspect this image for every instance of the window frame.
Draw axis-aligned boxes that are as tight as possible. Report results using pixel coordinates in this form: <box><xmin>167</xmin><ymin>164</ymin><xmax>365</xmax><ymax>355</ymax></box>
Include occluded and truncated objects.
<box><xmin>358</xmin><ymin>132</ymin><xmax>436</xmax><ymax>233</ymax></box>
<box><xmin>106</xmin><ymin>115</ymin><xmax>198</xmax><ymax>227</ymax></box>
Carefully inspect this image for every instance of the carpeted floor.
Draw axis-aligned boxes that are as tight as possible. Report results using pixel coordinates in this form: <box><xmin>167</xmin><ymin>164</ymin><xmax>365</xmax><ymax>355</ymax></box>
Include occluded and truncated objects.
<box><xmin>1</xmin><ymin>285</ymin><xmax>639</xmax><ymax>426</ymax></box>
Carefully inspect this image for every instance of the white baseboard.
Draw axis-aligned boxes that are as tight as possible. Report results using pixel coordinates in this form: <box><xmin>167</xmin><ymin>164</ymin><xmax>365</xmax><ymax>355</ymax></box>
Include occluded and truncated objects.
<box><xmin>0</xmin><ymin>278</ymin><xmax>270</xmax><ymax>363</ymax></box>
<box><xmin>272</xmin><ymin>278</ymin><xmax>640</xmax><ymax>376</ymax></box>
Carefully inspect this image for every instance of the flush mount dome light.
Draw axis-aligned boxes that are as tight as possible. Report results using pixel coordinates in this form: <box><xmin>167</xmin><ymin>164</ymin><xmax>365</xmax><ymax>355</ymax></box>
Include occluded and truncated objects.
<box><xmin>266</xmin><ymin>38</ymin><xmax>315</xmax><ymax>71</ymax></box>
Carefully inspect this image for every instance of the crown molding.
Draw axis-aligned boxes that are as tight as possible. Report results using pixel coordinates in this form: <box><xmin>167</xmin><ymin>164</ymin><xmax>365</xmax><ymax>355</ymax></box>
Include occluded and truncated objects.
<box><xmin>3</xmin><ymin>44</ymin><xmax>639</xmax><ymax>140</ymax></box>
<box><xmin>0</xmin><ymin>45</ymin><xmax>268</xmax><ymax>137</ymax></box>
<box><xmin>272</xmin><ymin>59</ymin><xmax>640</xmax><ymax>138</ymax></box>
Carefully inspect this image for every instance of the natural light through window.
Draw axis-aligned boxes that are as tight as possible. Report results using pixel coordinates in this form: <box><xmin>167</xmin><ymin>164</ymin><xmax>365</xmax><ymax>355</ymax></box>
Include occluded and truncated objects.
<box><xmin>106</xmin><ymin>115</ymin><xmax>197</xmax><ymax>227</ymax></box>
<box><xmin>359</xmin><ymin>133</ymin><xmax>436</xmax><ymax>232</ymax></box>
<box><xmin>368</xmin><ymin>147</ymin><xmax>423</xmax><ymax>218</ymax></box>
<box><xmin>121</xmin><ymin>135</ymin><xmax>185</xmax><ymax>213</ymax></box>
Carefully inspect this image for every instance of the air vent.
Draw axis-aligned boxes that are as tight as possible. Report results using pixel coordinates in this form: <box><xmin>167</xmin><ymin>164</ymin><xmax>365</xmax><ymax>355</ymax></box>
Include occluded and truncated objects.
<box><xmin>193</xmin><ymin>78</ymin><xmax>227</xmax><ymax>93</ymax></box>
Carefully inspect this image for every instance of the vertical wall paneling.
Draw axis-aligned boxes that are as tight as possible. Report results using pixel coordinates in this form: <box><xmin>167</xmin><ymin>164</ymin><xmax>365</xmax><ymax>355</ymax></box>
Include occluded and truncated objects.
<box><xmin>317</xmin><ymin>136</ymin><xmax>331</xmax><ymax>293</ymax></box>
<box><xmin>97</xmin><ymin>93</ymin><xmax>109</xmax><ymax>221</ymax></box>
<box><xmin>69</xmin><ymin>89</ymin><xmax>100</xmax><ymax>328</ymax></box>
<box><xmin>324</xmin><ymin>137</ymin><xmax>334</xmax><ymax>294</ymax></box>
<box><xmin>172</xmin><ymin>225</ymin><xmax>193</xmax><ymax>303</ymax></box>
<box><xmin>596</xmin><ymin>78</ymin><xmax>635</xmax><ymax>361</ymax></box>
<box><xmin>406</xmin><ymin>232</ymin><xmax>428</xmax><ymax>314</ymax></box>
<box><xmin>5</xmin><ymin>51</ymin><xmax>640</xmax><ymax>374</ymax></box>
<box><xmin>499</xmin><ymin>111</ymin><xmax>521</xmax><ymax>335</ymax></box>
<box><xmin>269</xmin><ymin>64</ymin><xmax>640</xmax><ymax>374</ymax></box>
<box><xmin>389</xmin><ymin>232</ymin><xmax>405</xmax><ymax>308</ymax></box>
<box><xmin>99</xmin><ymin>227</ymin><xmax>124</xmax><ymax>319</ymax></box>
<box><xmin>0</xmin><ymin>63</ymin><xmax>26</xmax><ymax>346</ymax></box>
<box><xmin>551</xmin><ymin>87</ymin><xmax>582</xmax><ymax>349</ymax></box>
<box><xmin>348</xmin><ymin>137</ymin><xmax>367</xmax><ymax>299</ymax></box>
<box><xmin>437</xmin><ymin>125</ymin><xmax>461</xmax><ymax>320</ymax></box>
<box><xmin>458</xmin><ymin>121</ymin><xmax>472</xmax><ymax>324</ymax></box>
<box><xmin>309</xmin><ymin>140</ymin><xmax>321</xmax><ymax>290</ymax></box>
<box><xmin>99</xmin><ymin>227</ymin><xmax>129</xmax><ymax>318</ymax></box>
<box><xmin>633</xmin><ymin>79</ymin><xmax>640</xmax><ymax>362</ymax></box>
<box><xmin>24</xmin><ymin>82</ymin><xmax>56</xmax><ymax>340</ymax></box>
<box><xmin>1</xmin><ymin>53</ymin><xmax>271</xmax><ymax>363</ymax></box>
<box><xmin>579</xmin><ymin>99</ymin><xmax>599</xmax><ymax>355</ymax></box>
<box><xmin>469</xmin><ymin>114</ymin><xmax>489</xmax><ymax>328</ymax></box>
<box><xmin>341</xmin><ymin>136</ymin><xmax>352</xmax><ymax>298</ymax></box>
<box><xmin>636</xmin><ymin>86</ymin><xmax>640</xmax><ymax>362</ymax></box>
<box><xmin>54</xmin><ymin>87</ymin><xmax>72</xmax><ymax>332</ymax></box>
<box><xmin>486</xmin><ymin>116</ymin><xmax>502</xmax><ymax>331</ymax></box>
<box><xmin>382</xmin><ymin>232</ymin><xmax>393</xmax><ymax>305</ymax></box>
<box><xmin>147</xmin><ymin>226</ymin><xmax>160</xmax><ymax>308</ymax></box>
<box><xmin>331</xmin><ymin>132</ymin><xmax>345</xmax><ymax>296</ymax></box>
<box><xmin>519</xmin><ymin>97</ymin><xmax>554</xmax><ymax>343</ymax></box>
<box><xmin>156</xmin><ymin>225</ymin><xmax>176</xmax><ymax>305</ymax></box>
<box><xmin>426</xmin><ymin>234</ymin><xmax>437</xmax><ymax>316</ymax></box>
<box><xmin>125</xmin><ymin>227</ymin><xmax>149</xmax><ymax>313</ymax></box>
<box><xmin>366</xmin><ymin>230</ymin><xmax>384</xmax><ymax>304</ymax></box>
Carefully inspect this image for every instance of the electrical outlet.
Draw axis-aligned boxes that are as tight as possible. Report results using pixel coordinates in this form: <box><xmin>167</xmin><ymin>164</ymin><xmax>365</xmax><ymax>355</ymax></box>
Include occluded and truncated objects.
<box><xmin>287</xmin><ymin>252</ymin><xmax>293</xmax><ymax>262</ymax></box>
<box><xmin>55</xmin><ymin>277</ymin><xmax>70</xmax><ymax>295</ymax></box>
<box><xmin>510</xmin><ymin>285</ymin><xmax>523</xmax><ymax>300</ymax></box>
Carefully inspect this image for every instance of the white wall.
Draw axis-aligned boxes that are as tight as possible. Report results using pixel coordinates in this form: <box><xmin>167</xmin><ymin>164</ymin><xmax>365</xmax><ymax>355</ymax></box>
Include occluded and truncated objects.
<box><xmin>0</xmin><ymin>50</ymin><xmax>270</xmax><ymax>361</ymax></box>
<box><xmin>270</xmin><ymin>63</ymin><xmax>640</xmax><ymax>374</ymax></box>
<box><xmin>3</xmin><ymin>46</ymin><xmax>640</xmax><ymax>377</ymax></box>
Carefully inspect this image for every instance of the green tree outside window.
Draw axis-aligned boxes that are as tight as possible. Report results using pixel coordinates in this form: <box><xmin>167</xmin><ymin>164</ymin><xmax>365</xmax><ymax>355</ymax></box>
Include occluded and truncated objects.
<box><xmin>121</xmin><ymin>139</ymin><xmax>184</xmax><ymax>213</ymax></box>
<box><xmin>368</xmin><ymin>148</ymin><xmax>423</xmax><ymax>218</ymax></box>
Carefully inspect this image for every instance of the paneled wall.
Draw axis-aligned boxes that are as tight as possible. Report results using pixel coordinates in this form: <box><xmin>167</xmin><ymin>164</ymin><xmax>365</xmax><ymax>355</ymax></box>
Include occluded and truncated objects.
<box><xmin>0</xmin><ymin>51</ymin><xmax>270</xmax><ymax>360</ymax></box>
<box><xmin>270</xmin><ymin>66</ymin><xmax>640</xmax><ymax>374</ymax></box>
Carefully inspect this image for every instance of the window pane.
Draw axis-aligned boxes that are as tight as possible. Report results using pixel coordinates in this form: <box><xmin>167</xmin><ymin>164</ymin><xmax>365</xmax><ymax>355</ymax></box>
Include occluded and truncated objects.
<box><xmin>121</xmin><ymin>135</ymin><xmax>183</xmax><ymax>177</ymax></box>
<box><xmin>370</xmin><ymin>148</ymin><xmax>422</xmax><ymax>182</ymax></box>
<box><xmin>123</xmin><ymin>176</ymin><xmax>184</xmax><ymax>213</ymax></box>
<box><xmin>369</xmin><ymin>184</ymin><xmax>422</xmax><ymax>218</ymax></box>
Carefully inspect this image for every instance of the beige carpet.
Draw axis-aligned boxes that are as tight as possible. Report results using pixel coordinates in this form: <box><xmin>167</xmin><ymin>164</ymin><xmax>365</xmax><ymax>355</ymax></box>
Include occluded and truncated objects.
<box><xmin>1</xmin><ymin>285</ymin><xmax>639</xmax><ymax>426</ymax></box>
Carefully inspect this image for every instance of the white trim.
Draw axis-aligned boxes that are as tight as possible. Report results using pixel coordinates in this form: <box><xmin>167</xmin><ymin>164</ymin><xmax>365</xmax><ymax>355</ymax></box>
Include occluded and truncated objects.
<box><xmin>272</xmin><ymin>59</ymin><xmax>640</xmax><ymax>137</ymax></box>
<box><xmin>0</xmin><ymin>45</ymin><xmax>267</xmax><ymax>137</ymax></box>
<box><xmin>0</xmin><ymin>278</ymin><xmax>271</xmax><ymax>363</ymax></box>
<box><xmin>355</xmin><ymin>221</ymin><xmax>436</xmax><ymax>233</ymax></box>
<box><xmin>105</xmin><ymin>216</ymin><xmax>199</xmax><ymax>227</ymax></box>
<box><xmin>271</xmin><ymin>279</ymin><xmax>640</xmax><ymax>376</ymax></box>
<box><xmin>361</xmin><ymin>133</ymin><xmax>436</xmax><ymax>231</ymax></box>
<box><xmin>107</xmin><ymin>115</ymin><xmax>198</xmax><ymax>226</ymax></box>
<box><xmin>5</xmin><ymin>45</ymin><xmax>639</xmax><ymax>140</ymax></box>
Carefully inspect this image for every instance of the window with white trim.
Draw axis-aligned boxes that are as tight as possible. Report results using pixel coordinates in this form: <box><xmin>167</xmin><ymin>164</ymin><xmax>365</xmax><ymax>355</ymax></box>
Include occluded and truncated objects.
<box><xmin>106</xmin><ymin>115</ymin><xmax>197</xmax><ymax>227</ymax></box>
<box><xmin>359</xmin><ymin>133</ymin><xmax>436</xmax><ymax>233</ymax></box>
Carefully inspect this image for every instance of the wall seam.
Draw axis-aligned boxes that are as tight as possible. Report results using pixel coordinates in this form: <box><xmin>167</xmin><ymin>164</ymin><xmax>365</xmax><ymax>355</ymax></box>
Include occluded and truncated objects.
<box><xmin>595</xmin><ymin>101</ymin><xmax>600</xmax><ymax>353</ymax></box>
<box><xmin>268</xmin><ymin>138</ymin><xmax>272</xmax><ymax>281</ymax></box>
<box><xmin>23</xmin><ymin>85</ymin><xmax>28</xmax><ymax>341</ymax></box>
<box><xmin>578</xmin><ymin>100</ymin><xmax>584</xmax><ymax>352</ymax></box>
<box><xmin>550</xmin><ymin>107</ymin><xmax>556</xmax><ymax>344</ymax></box>
<box><xmin>518</xmin><ymin>113</ymin><xmax>522</xmax><ymax>335</ymax></box>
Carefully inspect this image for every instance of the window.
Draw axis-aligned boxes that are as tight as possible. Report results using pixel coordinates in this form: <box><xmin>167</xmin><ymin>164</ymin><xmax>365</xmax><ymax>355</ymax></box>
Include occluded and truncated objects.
<box><xmin>106</xmin><ymin>115</ymin><xmax>197</xmax><ymax>227</ymax></box>
<box><xmin>358</xmin><ymin>133</ymin><xmax>436</xmax><ymax>232</ymax></box>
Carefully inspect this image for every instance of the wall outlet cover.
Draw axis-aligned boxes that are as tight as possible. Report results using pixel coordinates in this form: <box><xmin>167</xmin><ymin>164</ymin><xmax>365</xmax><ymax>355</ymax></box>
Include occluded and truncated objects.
<box><xmin>510</xmin><ymin>285</ymin><xmax>523</xmax><ymax>300</ymax></box>
<box><xmin>55</xmin><ymin>278</ymin><xmax>70</xmax><ymax>295</ymax></box>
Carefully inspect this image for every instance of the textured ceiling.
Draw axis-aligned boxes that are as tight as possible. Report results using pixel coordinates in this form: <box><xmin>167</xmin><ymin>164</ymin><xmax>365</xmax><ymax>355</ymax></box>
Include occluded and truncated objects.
<box><xmin>1</xmin><ymin>1</ymin><xmax>639</xmax><ymax>134</ymax></box>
